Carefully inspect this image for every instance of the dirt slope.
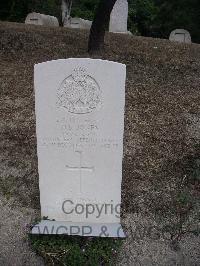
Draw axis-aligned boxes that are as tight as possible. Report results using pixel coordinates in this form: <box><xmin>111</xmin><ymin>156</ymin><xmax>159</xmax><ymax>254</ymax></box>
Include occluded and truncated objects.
<box><xmin>0</xmin><ymin>21</ymin><xmax>200</xmax><ymax>265</ymax></box>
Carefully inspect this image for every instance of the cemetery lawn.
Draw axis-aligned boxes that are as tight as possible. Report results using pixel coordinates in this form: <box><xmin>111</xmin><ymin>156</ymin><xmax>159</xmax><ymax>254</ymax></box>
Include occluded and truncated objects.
<box><xmin>0</xmin><ymin>21</ymin><xmax>200</xmax><ymax>265</ymax></box>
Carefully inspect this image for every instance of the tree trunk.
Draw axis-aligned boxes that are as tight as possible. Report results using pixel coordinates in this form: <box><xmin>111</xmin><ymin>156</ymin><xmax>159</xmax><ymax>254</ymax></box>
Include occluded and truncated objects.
<box><xmin>88</xmin><ymin>0</ymin><xmax>117</xmax><ymax>53</ymax></box>
<box><xmin>61</xmin><ymin>0</ymin><xmax>72</xmax><ymax>26</ymax></box>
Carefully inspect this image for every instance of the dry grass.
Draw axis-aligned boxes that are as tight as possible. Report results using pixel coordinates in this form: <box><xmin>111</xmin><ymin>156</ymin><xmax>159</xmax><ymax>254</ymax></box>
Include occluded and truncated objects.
<box><xmin>0</xmin><ymin>21</ymin><xmax>200</xmax><ymax>264</ymax></box>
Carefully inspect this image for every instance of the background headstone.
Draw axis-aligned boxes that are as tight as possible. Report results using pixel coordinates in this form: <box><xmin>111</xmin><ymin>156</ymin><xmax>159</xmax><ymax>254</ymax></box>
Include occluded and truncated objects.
<box><xmin>32</xmin><ymin>58</ymin><xmax>126</xmax><ymax>237</ymax></box>
<box><xmin>109</xmin><ymin>0</ymin><xmax>129</xmax><ymax>33</ymax></box>
<box><xmin>64</xmin><ymin>17</ymin><xmax>92</xmax><ymax>30</ymax></box>
<box><xmin>25</xmin><ymin>12</ymin><xmax>59</xmax><ymax>27</ymax></box>
<box><xmin>169</xmin><ymin>29</ymin><xmax>192</xmax><ymax>44</ymax></box>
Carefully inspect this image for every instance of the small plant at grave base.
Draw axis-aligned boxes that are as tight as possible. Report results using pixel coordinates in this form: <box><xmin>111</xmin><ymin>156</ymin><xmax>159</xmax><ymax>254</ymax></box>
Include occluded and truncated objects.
<box><xmin>29</xmin><ymin>235</ymin><xmax>122</xmax><ymax>266</ymax></box>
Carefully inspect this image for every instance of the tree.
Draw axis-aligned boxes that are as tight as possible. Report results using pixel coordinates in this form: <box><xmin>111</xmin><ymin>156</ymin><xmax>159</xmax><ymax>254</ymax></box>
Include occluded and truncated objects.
<box><xmin>0</xmin><ymin>0</ymin><xmax>13</xmax><ymax>20</ymax></box>
<box><xmin>70</xmin><ymin>0</ymin><xmax>99</xmax><ymax>21</ymax></box>
<box><xmin>61</xmin><ymin>0</ymin><xmax>72</xmax><ymax>26</ymax></box>
<box><xmin>88</xmin><ymin>0</ymin><xmax>117</xmax><ymax>53</ymax></box>
<box><xmin>154</xmin><ymin>0</ymin><xmax>200</xmax><ymax>42</ymax></box>
<box><xmin>128</xmin><ymin>0</ymin><xmax>158</xmax><ymax>37</ymax></box>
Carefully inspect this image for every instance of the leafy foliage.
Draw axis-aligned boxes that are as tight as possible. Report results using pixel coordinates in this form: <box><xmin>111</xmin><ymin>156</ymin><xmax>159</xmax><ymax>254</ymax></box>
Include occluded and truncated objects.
<box><xmin>128</xmin><ymin>0</ymin><xmax>159</xmax><ymax>36</ymax></box>
<box><xmin>71</xmin><ymin>0</ymin><xmax>99</xmax><ymax>20</ymax></box>
<box><xmin>0</xmin><ymin>0</ymin><xmax>61</xmax><ymax>22</ymax></box>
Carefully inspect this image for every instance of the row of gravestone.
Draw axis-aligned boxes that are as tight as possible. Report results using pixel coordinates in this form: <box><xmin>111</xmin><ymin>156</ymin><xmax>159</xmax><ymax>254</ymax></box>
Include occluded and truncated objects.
<box><xmin>25</xmin><ymin>0</ymin><xmax>129</xmax><ymax>34</ymax></box>
<box><xmin>25</xmin><ymin>0</ymin><xmax>192</xmax><ymax>44</ymax></box>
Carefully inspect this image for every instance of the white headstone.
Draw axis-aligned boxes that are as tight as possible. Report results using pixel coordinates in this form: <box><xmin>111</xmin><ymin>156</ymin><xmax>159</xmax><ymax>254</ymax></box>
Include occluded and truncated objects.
<box><xmin>109</xmin><ymin>0</ymin><xmax>128</xmax><ymax>33</ymax></box>
<box><xmin>64</xmin><ymin>17</ymin><xmax>92</xmax><ymax>30</ymax></box>
<box><xmin>169</xmin><ymin>29</ymin><xmax>191</xmax><ymax>44</ymax></box>
<box><xmin>25</xmin><ymin>12</ymin><xmax>59</xmax><ymax>27</ymax></box>
<box><xmin>32</xmin><ymin>59</ymin><xmax>126</xmax><ymax>237</ymax></box>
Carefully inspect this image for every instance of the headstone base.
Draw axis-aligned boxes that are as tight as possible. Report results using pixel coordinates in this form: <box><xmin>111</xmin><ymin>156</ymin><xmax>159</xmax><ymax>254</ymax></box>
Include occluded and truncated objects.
<box><xmin>110</xmin><ymin>31</ymin><xmax>132</xmax><ymax>35</ymax></box>
<box><xmin>31</xmin><ymin>220</ymin><xmax>125</xmax><ymax>238</ymax></box>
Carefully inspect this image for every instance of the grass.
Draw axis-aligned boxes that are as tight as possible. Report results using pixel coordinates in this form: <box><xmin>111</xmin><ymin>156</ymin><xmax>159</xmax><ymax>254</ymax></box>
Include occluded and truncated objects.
<box><xmin>0</xmin><ymin>21</ymin><xmax>200</xmax><ymax>264</ymax></box>
<box><xmin>29</xmin><ymin>235</ymin><xmax>123</xmax><ymax>266</ymax></box>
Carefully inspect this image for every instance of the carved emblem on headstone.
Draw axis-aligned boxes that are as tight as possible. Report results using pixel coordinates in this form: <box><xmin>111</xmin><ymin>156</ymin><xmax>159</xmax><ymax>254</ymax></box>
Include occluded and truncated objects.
<box><xmin>57</xmin><ymin>67</ymin><xmax>102</xmax><ymax>114</ymax></box>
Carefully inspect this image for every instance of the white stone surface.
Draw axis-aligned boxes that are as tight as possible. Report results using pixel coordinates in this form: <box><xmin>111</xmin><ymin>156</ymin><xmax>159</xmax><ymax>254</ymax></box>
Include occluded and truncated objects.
<box><xmin>109</xmin><ymin>0</ymin><xmax>128</xmax><ymax>33</ymax></box>
<box><xmin>64</xmin><ymin>17</ymin><xmax>92</xmax><ymax>30</ymax></box>
<box><xmin>169</xmin><ymin>29</ymin><xmax>192</xmax><ymax>44</ymax></box>
<box><xmin>32</xmin><ymin>221</ymin><xmax>125</xmax><ymax>237</ymax></box>
<box><xmin>25</xmin><ymin>12</ymin><xmax>59</xmax><ymax>27</ymax></box>
<box><xmin>34</xmin><ymin>59</ymin><xmax>126</xmax><ymax>229</ymax></box>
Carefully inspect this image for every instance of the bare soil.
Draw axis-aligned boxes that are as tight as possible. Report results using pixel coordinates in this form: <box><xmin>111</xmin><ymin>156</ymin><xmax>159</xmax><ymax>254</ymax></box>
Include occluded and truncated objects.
<box><xmin>0</xmin><ymin>21</ymin><xmax>199</xmax><ymax>265</ymax></box>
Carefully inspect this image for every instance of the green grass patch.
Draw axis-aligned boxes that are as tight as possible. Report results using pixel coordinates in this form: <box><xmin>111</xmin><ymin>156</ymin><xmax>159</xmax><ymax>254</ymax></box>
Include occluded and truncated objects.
<box><xmin>29</xmin><ymin>234</ymin><xmax>123</xmax><ymax>266</ymax></box>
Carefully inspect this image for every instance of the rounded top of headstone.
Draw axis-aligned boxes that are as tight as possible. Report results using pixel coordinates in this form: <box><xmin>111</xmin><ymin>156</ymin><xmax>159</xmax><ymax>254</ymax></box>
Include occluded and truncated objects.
<box><xmin>109</xmin><ymin>0</ymin><xmax>128</xmax><ymax>33</ymax></box>
<box><xmin>25</xmin><ymin>12</ymin><xmax>59</xmax><ymax>27</ymax></box>
<box><xmin>169</xmin><ymin>29</ymin><xmax>191</xmax><ymax>44</ymax></box>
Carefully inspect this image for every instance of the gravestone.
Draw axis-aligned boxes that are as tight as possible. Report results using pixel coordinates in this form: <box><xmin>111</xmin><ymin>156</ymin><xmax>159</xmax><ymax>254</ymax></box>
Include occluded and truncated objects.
<box><xmin>32</xmin><ymin>58</ymin><xmax>126</xmax><ymax>237</ymax></box>
<box><xmin>64</xmin><ymin>17</ymin><xmax>92</xmax><ymax>30</ymax></box>
<box><xmin>169</xmin><ymin>29</ymin><xmax>192</xmax><ymax>44</ymax></box>
<box><xmin>109</xmin><ymin>0</ymin><xmax>129</xmax><ymax>34</ymax></box>
<box><xmin>25</xmin><ymin>12</ymin><xmax>59</xmax><ymax>27</ymax></box>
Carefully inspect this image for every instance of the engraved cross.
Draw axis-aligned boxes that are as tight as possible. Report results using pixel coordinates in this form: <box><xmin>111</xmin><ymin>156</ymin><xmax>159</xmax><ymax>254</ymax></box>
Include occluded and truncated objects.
<box><xmin>66</xmin><ymin>151</ymin><xmax>94</xmax><ymax>193</ymax></box>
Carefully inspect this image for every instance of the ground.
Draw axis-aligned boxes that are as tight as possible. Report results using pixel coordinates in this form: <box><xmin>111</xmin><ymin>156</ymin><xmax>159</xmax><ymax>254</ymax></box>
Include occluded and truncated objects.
<box><xmin>0</xmin><ymin>21</ymin><xmax>199</xmax><ymax>265</ymax></box>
